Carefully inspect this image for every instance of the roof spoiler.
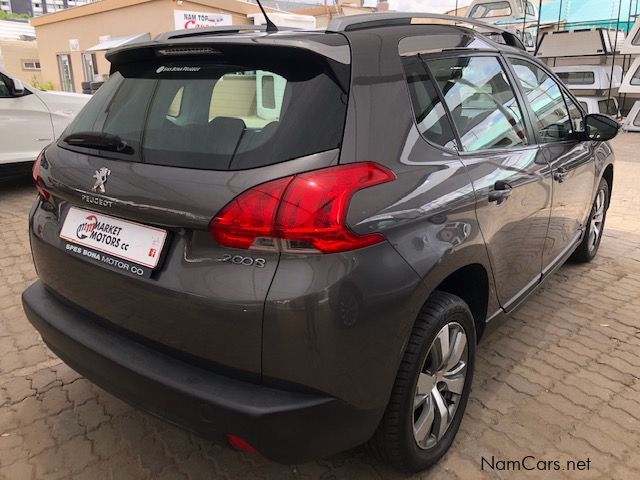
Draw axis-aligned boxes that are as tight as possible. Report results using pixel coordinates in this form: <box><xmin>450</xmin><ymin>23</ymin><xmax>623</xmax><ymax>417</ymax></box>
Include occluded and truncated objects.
<box><xmin>156</xmin><ymin>24</ymin><xmax>299</xmax><ymax>42</ymax></box>
<box><xmin>326</xmin><ymin>12</ymin><xmax>526</xmax><ymax>51</ymax></box>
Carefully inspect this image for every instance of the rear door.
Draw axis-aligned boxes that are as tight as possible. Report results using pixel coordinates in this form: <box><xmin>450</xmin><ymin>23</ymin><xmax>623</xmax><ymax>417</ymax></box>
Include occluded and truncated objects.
<box><xmin>507</xmin><ymin>57</ymin><xmax>595</xmax><ymax>270</ymax></box>
<box><xmin>0</xmin><ymin>72</ymin><xmax>54</xmax><ymax>165</ymax></box>
<box><xmin>31</xmin><ymin>39</ymin><xmax>350</xmax><ymax>377</ymax></box>
<box><xmin>418</xmin><ymin>53</ymin><xmax>552</xmax><ymax>309</ymax></box>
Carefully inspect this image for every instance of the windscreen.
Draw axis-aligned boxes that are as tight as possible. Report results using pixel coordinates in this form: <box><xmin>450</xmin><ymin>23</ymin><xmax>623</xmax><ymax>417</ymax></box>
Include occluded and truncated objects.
<box><xmin>61</xmin><ymin>46</ymin><xmax>349</xmax><ymax>171</ymax></box>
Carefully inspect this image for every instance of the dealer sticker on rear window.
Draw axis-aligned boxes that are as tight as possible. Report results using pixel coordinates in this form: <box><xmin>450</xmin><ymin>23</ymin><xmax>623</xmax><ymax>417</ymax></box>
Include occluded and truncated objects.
<box><xmin>59</xmin><ymin>207</ymin><xmax>167</xmax><ymax>269</ymax></box>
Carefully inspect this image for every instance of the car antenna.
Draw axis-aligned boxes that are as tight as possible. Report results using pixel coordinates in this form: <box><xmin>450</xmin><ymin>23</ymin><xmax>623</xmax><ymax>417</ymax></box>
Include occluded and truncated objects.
<box><xmin>255</xmin><ymin>0</ymin><xmax>278</xmax><ymax>33</ymax></box>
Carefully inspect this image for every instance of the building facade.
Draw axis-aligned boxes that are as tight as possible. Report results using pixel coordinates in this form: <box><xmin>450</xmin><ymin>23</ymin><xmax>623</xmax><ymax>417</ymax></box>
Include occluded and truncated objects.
<box><xmin>0</xmin><ymin>39</ymin><xmax>41</xmax><ymax>83</ymax></box>
<box><xmin>31</xmin><ymin>0</ymin><xmax>288</xmax><ymax>93</ymax></box>
<box><xmin>0</xmin><ymin>19</ymin><xmax>40</xmax><ymax>83</ymax></box>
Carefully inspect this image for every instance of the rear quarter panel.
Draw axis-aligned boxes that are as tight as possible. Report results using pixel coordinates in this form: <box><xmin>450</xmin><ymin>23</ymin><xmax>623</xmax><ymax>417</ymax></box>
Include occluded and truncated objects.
<box><xmin>262</xmin><ymin>28</ymin><xmax>500</xmax><ymax>410</ymax></box>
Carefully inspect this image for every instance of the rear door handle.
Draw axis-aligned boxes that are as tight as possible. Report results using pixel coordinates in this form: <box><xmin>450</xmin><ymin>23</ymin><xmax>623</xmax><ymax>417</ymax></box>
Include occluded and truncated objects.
<box><xmin>488</xmin><ymin>180</ymin><xmax>512</xmax><ymax>205</ymax></box>
<box><xmin>553</xmin><ymin>167</ymin><xmax>569</xmax><ymax>183</ymax></box>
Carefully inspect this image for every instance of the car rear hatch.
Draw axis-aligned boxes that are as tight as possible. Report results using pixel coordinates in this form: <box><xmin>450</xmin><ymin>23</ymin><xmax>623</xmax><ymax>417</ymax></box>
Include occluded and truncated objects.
<box><xmin>30</xmin><ymin>35</ymin><xmax>350</xmax><ymax>379</ymax></box>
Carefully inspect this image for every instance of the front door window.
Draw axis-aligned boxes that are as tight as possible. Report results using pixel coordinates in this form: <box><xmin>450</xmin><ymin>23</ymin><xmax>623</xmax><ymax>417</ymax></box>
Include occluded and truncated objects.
<box><xmin>510</xmin><ymin>58</ymin><xmax>574</xmax><ymax>143</ymax></box>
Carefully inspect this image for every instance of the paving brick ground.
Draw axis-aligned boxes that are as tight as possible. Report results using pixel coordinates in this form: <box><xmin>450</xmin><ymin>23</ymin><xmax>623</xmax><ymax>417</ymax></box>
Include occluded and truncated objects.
<box><xmin>1</xmin><ymin>134</ymin><xmax>639</xmax><ymax>479</ymax></box>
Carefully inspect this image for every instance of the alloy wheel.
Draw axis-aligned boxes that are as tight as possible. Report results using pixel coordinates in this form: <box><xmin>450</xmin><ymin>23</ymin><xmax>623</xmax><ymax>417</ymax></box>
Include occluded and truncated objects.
<box><xmin>413</xmin><ymin>322</ymin><xmax>468</xmax><ymax>450</ymax></box>
<box><xmin>589</xmin><ymin>188</ymin><xmax>606</xmax><ymax>253</ymax></box>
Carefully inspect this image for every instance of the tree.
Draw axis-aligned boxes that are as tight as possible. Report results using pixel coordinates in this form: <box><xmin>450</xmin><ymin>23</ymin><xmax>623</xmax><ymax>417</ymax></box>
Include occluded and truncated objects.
<box><xmin>0</xmin><ymin>11</ymin><xmax>30</xmax><ymax>21</ymax></box>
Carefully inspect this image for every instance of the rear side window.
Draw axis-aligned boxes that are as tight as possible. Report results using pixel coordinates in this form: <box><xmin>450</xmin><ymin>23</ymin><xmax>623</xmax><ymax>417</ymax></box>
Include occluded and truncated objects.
<box><xmin>401</xmin><ymin>56</ymin><xmax>458</xmax><ymax>150</ymax></box>
<box><xmin>510</xmin><ymin>58</ymin><xmax>574</xmax><ymax>143</ymax></box>
<box><xmin>426</xmin><ymin>56</ymin><xmax>527</xmax><ymax>152</ymax></box>
<box><xmin>61</xmin><ymin>46</ymin><xmax>349</xmax><ymax>171</ymax></box>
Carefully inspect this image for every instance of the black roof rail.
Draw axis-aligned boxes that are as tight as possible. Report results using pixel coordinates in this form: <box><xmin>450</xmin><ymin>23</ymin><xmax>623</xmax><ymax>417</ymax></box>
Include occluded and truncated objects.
<box><xmin>156</xmin><ymin>24</ymin><xmax>302</xmax><ymax>41</ymax></box>
<box><xmin>326</xmin><ymin>12</ymin><xmax>526</xmax><ymax>51</ymax></box>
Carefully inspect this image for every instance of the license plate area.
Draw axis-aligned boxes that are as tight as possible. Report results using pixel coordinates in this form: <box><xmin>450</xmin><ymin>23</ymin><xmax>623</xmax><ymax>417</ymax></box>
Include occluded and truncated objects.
<box><xmin>60</xmin><ymin>207</ymin><xmax>167</xmax><ymax>275</ymax></box>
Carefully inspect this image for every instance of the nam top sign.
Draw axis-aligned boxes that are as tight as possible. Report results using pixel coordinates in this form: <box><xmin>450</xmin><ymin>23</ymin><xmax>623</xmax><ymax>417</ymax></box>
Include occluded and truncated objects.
<box><xmin>174</xmin><ymin>10</ymin><xmax>232</xmax><ymax>30</ymax></box>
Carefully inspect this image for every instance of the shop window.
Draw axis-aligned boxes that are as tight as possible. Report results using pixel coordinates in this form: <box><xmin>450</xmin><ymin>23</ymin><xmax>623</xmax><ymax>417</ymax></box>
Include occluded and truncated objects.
<box><xmin>57</xmin><ymin>54</ymin><xmax>75</xmax><ymax>92</ymax></box>
<box><xmin>82</xmin><ymin>53</ymin><xmax>98</xmax><ymax>82</ymax></box>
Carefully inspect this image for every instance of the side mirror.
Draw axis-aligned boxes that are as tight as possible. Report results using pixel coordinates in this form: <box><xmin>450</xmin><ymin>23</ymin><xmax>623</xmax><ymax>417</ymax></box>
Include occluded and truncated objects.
<box><xmin>11</xmin><ymin>78</ymin><xmax>25</xmax><ymax>96</ymax></box>
<box><xmin>585</xmin><ymin>113</ymin><xmax>619</xmax><ymax>141</ymax></box>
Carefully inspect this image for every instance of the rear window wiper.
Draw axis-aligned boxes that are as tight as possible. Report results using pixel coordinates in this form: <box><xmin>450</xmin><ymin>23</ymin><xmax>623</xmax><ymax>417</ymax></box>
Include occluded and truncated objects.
<box><xmin>63</xmin><ymin>132</ymin><xmax>134</xmax><ymax>154</ymax></box>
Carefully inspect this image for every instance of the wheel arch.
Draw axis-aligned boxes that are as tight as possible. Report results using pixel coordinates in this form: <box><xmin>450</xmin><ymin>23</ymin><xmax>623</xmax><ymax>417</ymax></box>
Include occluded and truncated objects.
<box><xmin>430</xmin><ymin>263</ymin><xmax>490</xmax><ymax>341</ymax></box>
<box><xmin>406</xmin><ymin>250</ymin><xmax>496</xmax><ymax>345</ymax></box>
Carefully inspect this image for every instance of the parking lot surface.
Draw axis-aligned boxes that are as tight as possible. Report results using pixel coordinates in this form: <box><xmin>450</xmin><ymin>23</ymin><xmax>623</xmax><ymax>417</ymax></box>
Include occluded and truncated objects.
<box><xmin>1</xmin><ymin>134</ymin><xmax>639</xmax><ymax>480</ymax></box>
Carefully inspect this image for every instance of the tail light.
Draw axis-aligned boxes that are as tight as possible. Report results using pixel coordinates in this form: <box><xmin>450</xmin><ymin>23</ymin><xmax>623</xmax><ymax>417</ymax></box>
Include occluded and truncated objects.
<box><xmin>33</xmin><ymin>149</ymin><xmax>50</xmax><ymax>201</ymax></box>
<box><xmin>211</xmin><ymin>162</ymin><xmax>395</xmax><ymax>254</ymax></box>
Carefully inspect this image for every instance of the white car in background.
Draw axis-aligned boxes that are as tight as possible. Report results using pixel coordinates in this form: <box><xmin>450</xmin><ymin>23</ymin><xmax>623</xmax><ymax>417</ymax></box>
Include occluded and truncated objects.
<box><xmin>576</xmin><ymin>96</ymin><xmax>620</xmax><ymax>119</ymax></box>
<box><xmin>0</xmin><ymin>67</ymin><xmax>89</xmax><ymax>180</ymax></box>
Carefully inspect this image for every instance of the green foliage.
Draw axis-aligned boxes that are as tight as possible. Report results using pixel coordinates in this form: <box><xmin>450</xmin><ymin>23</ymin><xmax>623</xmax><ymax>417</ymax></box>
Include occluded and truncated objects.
<box><xmin>0</xmin><ymin>11</ymin><xmax>30</xmax><ymax>21</ymax></box>
<box><xmin>31</xmin><ymin>77</ymin><xmax>55</xmax><ymax>91</ymax></box>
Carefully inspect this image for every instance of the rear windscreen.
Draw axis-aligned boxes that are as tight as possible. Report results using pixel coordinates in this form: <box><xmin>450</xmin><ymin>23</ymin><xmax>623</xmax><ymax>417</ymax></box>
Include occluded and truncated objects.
<box><xmin>61</xmin><ymin>46</ymin><xmax>349</xmax><ymax>170</ymax></box>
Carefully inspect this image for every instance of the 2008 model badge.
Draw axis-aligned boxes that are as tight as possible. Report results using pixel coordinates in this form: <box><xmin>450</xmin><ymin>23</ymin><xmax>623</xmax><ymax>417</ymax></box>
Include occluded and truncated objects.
<box><xmin>92</xmin><ymin>167</ymin><xmax>111</xmax><ymax>193</ymax></box>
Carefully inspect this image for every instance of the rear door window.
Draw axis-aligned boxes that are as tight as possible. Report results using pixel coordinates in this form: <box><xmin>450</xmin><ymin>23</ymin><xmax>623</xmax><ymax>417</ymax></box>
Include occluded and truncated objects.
<box><xmin>61</xmin><ymin>46</ymin><xmax>349</xmax><ymax>171</ymax></box>
<box><xmin>425</xmin><ymin>55</ymin><xmax>528</xmax><ymax>152</ymax></box>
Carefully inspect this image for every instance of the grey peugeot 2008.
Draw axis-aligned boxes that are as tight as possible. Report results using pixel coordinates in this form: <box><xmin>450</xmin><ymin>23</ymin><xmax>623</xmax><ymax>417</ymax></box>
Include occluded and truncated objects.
<box><xmin>22</xmin><ymin>13</ymin><xmax>618</xmax><ymax>472</ymax></box>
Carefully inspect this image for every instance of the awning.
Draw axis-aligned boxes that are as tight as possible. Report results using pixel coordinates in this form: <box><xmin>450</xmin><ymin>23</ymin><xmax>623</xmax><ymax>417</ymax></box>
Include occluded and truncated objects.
<box><xmin>86</xmin><ymin>32</ymin><xmax>151</xmax><ymax>52</ymax></box>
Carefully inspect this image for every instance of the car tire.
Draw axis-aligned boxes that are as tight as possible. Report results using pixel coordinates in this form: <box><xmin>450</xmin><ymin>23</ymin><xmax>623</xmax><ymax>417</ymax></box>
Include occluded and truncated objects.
<box><xmin>368</xmin><ymin>291</ymin><xmax>476</xmax><ymax>472</ymax></box>
<box><xmin>571</xmin><ymin>177</ymin><xmax>609</xmax><ymax>263</ymax></box>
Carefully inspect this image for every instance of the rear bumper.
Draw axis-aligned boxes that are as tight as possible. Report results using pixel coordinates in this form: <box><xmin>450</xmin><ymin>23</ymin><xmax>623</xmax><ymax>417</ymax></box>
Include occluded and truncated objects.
<box><xmin>22</xmin><ymin>281</ymin><xmax>383</xmax><ymax>463</ymax></box>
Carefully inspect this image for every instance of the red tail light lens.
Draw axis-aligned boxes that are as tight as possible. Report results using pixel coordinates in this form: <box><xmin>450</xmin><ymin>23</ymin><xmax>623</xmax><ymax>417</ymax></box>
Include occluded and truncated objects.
<box><xmin>211</xmin><ymin>176</ymin><xmax>292</xmax><ymax>250</ymax></box>
<box><xmin>211</xmin><ymin>162</ymin><xmax>395</xmax><ymax>254</ymax></box>
<box><xmin>33</xmin><ymin>149</ymin><xmax>50</xmax><ymax>200</ymax></box>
